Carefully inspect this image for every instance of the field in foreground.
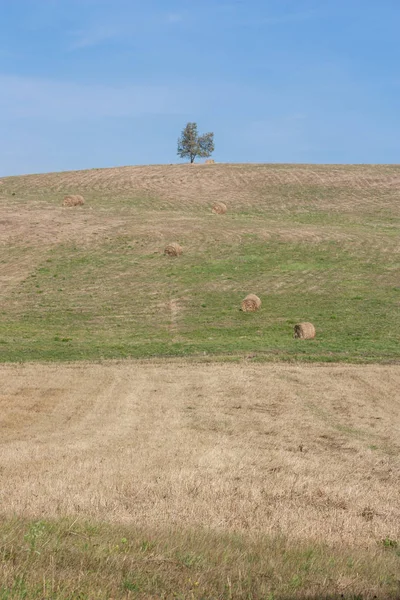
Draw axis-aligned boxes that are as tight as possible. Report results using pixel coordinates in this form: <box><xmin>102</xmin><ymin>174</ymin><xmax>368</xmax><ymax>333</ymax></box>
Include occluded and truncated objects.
<box><xmin>1</xmin><ymin>361</ymin><xmax>400</xmax><ymax>598</ymax></box>
<box><xmin>0</xmin><ymin>163</ymin><xmax>399</xmax><ymax>363</ymax></box>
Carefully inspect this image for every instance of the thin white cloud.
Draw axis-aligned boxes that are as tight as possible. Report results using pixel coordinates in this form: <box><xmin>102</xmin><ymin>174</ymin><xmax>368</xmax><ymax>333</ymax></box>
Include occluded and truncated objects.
<box><xmin>68</xmin><ymin>24</ymin><xmax>120</xmax><ymax>50</ymax></box>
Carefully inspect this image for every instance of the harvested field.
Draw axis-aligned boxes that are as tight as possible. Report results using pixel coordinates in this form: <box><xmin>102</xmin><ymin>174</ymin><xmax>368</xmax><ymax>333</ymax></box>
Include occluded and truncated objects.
<box><xmin>0</xmin><ymin>162</ymin><xmax>399</xmax><ymax>363</ymax></box>
<box><xmin>5</xmin><ymin>163</ymin><xmax>400</xmax><ymax>213</ymax></box>
<box><xmin>0</xmin><ymin>360</ymin><xmax>400</xmax><ymax>598</ymax></box>
<box><xmin>1</xmin><ymin>360</ymin><xmax>399</xmax><ymax>540</ymax></box>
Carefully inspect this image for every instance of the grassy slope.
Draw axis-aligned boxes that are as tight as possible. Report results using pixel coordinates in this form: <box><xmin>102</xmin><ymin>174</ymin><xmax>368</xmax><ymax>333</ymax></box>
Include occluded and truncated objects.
<box><xmin>0</xmin><ymin>165</ymin><xmax>400</xmax><ymax>361</ymax></box>
<box><xmin>1</xmin><ymin>163</ymin><xmax>399</xmax><ymax>363</ymax></box>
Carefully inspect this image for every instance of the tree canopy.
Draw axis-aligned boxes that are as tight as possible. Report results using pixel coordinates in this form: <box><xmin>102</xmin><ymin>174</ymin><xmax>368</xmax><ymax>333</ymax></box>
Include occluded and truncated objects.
<box><xmin>177</xmin><ymin>122</ymin><xmax>215</xmax><ymax>163</ymax></box>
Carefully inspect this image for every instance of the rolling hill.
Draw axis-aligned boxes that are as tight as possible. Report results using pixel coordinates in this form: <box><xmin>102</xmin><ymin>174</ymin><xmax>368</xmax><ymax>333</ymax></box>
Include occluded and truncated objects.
<box><xmin>0</xmin><ymin>162</ymin><xmax>399</xmax><ymax>363</ymax></box>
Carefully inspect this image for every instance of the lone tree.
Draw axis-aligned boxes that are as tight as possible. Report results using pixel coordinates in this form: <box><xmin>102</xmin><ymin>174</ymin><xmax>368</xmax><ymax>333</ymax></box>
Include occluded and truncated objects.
<box><xmin>177</xmin><ymin>122</ymin><xmax>214</xmax><ymax>163</ymax></box>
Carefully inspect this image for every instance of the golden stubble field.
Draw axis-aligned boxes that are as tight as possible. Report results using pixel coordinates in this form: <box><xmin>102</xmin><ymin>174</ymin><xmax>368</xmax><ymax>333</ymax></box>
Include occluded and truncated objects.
<box><xmin>1</xmin><ymin>360</ymin><xmax>399</xmax><ymax>548</ymax></box>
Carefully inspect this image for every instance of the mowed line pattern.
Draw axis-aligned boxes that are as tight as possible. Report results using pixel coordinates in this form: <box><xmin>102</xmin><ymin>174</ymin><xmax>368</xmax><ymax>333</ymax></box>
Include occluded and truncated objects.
<box><xmin>4</xmin><ymin>163</ymin><xmax>400</xmax><ymax>211</ymax></box>
<box><xmin>0</xmin><ymin>361</ymin><xmax>399</xmax><ymax>548</ymax></box>
<box><xmin>0</xmin><ymin>163</ymin><xmax>399</xmax><ymax>363</ymax></box>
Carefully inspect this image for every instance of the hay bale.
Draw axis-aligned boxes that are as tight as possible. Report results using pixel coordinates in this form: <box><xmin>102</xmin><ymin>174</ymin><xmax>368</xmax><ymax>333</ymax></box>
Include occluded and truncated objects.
<box><xmin>241</xmin><ymin>294</ymin><xmax>261</xmax><ymax>312</ymax></box>
<box><xmin>63</xmin><ymin>194</ymin><xmax>85</xmax><ymax>207</ymax></box>
<box><xmin>294</xmin><ymin>322</ymin><xmax>316</xmax><ymax>339</ymax></box>
<box><xmin>164</xmin><ymin>242</ymin><xmax>183</xmax><ymax>257</ymax></box>
<box><xmin>205</xmin><ymin>159</ymin><xmax>215</xmax><ymax>164</ymax></box>
<box><xmin>212</xmin><ymin>202</ymin><xmax>227</xmax><ymax>215</ymax></box>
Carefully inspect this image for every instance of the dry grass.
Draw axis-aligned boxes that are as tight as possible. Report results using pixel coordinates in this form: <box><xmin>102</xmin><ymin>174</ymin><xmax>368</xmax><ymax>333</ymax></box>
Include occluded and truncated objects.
<box><xmin>0</xmin><ymin>361</ymin><xmax>400</xmax><ymax>597</ymax></box>
<box><xmin>5</xmin><ymin>162</ymin><xmax>400</xmax><ymax>213</ymax></box>
<box><xmin>3</xmin><ymin>164</ymin><xmax>399</xmax><ymax>255</ymax></box>
<box><xmin>0</xmin><ymin>360</ymin><xmax>399</xmax><ymax>547</ymax></box>
<box><xmin>294</xmin><ymin>322</ymin><xmax>316</xmax><ymax>339</ymax></box>
<box><xmin>241</xmin><ymin>293</ymin><xmax>261</xmax><ymax>312</ymax></box>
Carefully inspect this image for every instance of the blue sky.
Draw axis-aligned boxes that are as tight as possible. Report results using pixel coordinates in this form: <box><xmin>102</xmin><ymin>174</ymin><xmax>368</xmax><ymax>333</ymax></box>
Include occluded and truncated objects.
<box><xmin>1</xmin><ymin>0</ymin><xmax>399</xmax><ymax>175</ymax></box>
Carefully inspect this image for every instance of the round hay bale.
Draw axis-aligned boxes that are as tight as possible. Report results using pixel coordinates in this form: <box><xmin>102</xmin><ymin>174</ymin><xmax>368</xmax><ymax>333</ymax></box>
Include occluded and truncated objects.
<box><xmin>205</xmin><ymin>159</ymin><xmax>215</xmax><ymax>164</ymax></box>
<box><xmin>294</xmin><ymin>322</ymin><xmax>316</xmax><ymax>340</ymax></box>
<box><xmin>164</xmin><ymin>242</ymin><xmax>183</xmax><ymax>257</ymax></box>
<box><xmin>212</xmin><ymin>202</ymin><xmax>227</xmax><ymax>215</ymax></box>
<box><xmin>241</xmin><ymin>294</ymin><xmax>261</xmax><ymax>312</ymax></box>
<box><xmin>62</xmin><ymin>195</ymin><xmax>76</xmax><ymax>207</ymax></box>
<box><xmin>63</xmin><ymin>194</ymin><xmax>85</xmax><ymax>207</ymax></box>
